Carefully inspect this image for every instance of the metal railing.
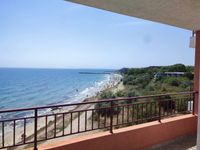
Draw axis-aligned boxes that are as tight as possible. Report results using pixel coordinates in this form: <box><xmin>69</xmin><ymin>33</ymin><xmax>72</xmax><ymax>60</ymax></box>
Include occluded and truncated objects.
<box><xmin>0</xmin><ymin>91</ymin><xmax>196</xmax><ymax>150</ymax></box>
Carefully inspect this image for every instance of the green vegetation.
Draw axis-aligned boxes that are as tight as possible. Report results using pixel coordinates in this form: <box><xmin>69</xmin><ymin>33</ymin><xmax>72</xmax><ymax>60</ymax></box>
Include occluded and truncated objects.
<box><xmin>94</xmin><ymin>64</ymin><xmax>194</xmax><ymax>120</ymax></box>
<box><xmin>98</xmin><ymin>64</ymin><xmax>193</xmax><ymax>99</ymax></box>
<box><xmin>120</xmin><ymin>64</ymin><xmax>194</xmax><ymax>96</ymax></box>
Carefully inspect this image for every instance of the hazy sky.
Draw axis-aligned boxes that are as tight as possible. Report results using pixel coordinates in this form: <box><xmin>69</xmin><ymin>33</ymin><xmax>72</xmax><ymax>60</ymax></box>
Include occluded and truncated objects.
<box><xmin>0</xmin><ymin>0</ymin><xmax>195</xmax><ymax>69</ymax></box>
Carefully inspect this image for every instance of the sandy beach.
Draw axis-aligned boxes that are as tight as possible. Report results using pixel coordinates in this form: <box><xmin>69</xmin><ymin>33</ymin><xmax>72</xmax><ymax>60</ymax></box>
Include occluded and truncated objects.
<box><xmin>0</xmin><ymin>73</ymin><xmax>123</xmax><ymax>150</ymax></box>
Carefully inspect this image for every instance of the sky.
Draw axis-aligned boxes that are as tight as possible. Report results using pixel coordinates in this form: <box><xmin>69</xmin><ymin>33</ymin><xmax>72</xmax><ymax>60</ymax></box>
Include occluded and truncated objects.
<box><xmin>0</xmin><ymin>0</ymin><xmax>195</xmax><ymax>69</ymax></box>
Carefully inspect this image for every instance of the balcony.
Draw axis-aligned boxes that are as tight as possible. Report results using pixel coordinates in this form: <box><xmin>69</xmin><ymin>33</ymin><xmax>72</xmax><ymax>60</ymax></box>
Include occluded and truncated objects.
<box><xmin>0</xmin><ymin>91</ymin><xmax>197</xmax><ymax>150</ymax></box>
<box><xmin>0</xmin><ymin>0</ymin><xmax>200</xmax><ymax>150</ymax></box>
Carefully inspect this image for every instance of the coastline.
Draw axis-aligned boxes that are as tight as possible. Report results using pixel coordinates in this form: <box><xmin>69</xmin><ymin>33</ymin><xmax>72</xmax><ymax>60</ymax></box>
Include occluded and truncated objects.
<box><xmin>0</xmin><ymin>73</ymin><xmax>123</xmax><ymax>149</ymax></box>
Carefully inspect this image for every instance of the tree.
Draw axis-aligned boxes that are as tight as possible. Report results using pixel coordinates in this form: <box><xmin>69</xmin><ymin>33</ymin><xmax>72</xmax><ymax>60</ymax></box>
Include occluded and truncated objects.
<box><xmin>184</xmin><ymin>72</ymin><xmax>194</xmax><ymax>80</ymax></box>
<box><xmin>168</xmin><ymin>64</ymin><xmax>186</xmax><ymax>72</ymax></box>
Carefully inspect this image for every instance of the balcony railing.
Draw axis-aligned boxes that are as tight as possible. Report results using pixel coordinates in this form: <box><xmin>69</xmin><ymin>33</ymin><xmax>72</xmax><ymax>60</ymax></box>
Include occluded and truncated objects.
<box><xmin>0</xmin><ymin>91</ymin><xmax>196</xmax><ymax>150</ymax></box>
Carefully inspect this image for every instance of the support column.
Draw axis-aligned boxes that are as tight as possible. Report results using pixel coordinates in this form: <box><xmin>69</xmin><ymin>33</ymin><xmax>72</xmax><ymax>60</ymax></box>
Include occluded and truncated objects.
<box><xmin>195</xmin><ymin>31</ymin><xmax>200</xmax><ymax>150</ymax></box>
<box><xmin>194</xmin><ymin>31</ymin><xmax>200</xmax><ymax>115</ymax></box>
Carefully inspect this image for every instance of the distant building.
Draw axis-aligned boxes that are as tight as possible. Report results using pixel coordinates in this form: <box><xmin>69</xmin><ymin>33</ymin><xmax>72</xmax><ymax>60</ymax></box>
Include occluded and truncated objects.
<box><xmin>154</xmin><ymin>72</ymin><xmax>185</xmax><ymax>79</ymax></box>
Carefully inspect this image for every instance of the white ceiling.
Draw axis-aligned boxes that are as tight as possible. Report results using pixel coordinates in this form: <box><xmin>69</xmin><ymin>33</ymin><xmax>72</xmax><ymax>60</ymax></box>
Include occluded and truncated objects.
<box><xmin>66</xmin><ymin>0</ymin><xmax>200</xmax><ymax>31</ymax></box>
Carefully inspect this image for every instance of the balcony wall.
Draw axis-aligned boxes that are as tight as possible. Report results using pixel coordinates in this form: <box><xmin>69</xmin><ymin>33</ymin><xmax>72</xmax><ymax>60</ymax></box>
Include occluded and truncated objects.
<box><xmin>39</xmin><ymin>114</ymin><xmax>197</xmax><ymax>150</ymax></box>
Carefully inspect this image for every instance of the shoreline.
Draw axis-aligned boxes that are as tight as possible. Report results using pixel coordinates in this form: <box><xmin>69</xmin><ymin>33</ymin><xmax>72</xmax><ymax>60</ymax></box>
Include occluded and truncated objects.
<box><xmin>0</xmin><ymin>73</ymin><xmax>123</xmax><ymax>149</ymax></box>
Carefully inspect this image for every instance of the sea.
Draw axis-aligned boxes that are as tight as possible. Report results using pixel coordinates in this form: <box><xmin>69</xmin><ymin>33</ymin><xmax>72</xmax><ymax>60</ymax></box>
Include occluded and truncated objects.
<box><xmin>0</xmin><ymin>68</ymin><xmax>116</xmax><ymax>111</ymax></box>
<box><xmin>0</xmin><ymin>68</ymin><xmax>122</xmax><ymax>132</ymax></box>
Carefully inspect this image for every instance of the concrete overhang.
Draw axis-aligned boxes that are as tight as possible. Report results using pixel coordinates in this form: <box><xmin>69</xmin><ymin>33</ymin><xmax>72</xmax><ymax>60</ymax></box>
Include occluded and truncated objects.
<box><xmin>66</xmin><ymin>0</ymin><xmax>200</xmax><ymax>31</ymax></box>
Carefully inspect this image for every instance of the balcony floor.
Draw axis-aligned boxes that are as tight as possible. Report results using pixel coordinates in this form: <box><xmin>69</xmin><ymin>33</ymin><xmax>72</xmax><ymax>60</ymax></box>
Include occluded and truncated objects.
<box><xmin>146</xmin><ymin>134</ymin><xmax>196</xmax><ymax>150</ymax></box>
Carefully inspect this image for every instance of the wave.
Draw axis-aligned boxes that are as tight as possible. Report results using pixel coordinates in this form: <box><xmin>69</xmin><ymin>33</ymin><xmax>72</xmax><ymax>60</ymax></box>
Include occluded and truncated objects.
<box><xmin>64</xmin><ymin>74</ymin><xmax>122</xmax><ymax>104</ymax></box>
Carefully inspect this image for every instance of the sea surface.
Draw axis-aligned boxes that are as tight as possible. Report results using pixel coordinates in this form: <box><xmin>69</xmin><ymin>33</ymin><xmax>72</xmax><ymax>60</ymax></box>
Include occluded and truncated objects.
<box><xmin>0</xmin><ymin>68</ymin><xmax>115</xmax><ymax>110</ymax></box>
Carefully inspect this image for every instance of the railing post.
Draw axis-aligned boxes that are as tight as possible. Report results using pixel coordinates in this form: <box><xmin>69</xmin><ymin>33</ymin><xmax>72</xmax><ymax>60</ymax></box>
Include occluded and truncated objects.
<box><xmin>34</xmin><ymin>109</ymin><xmax>38</xmax><ymax>150</ymax></box>
<box><xmin>110</xmin><ymin>101</ymin><xmax>114</xmax><ymax>134</ymax></box>
<box><xmin>193</xmin><ymin>92</ymin><xmax>197</xmax><ymax>115</ymax></box>
<box><xmin>158</xmin><ymin>99</ymin><xmax>161</xmax><ymax>123</ymax></box>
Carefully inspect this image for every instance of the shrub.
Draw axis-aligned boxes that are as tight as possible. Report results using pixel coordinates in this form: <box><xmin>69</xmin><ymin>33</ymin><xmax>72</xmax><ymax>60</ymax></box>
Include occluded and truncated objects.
<box><xmin>146</xmin><ymin>85</ymin><xmax>154</xmax><ymax>91</ymax></box>
<box><xmin>170</xmin><ymin>79</ymin><xmax>180</xmax><ymax>86</ymax></box>
<box><xmin>115</xmin><ymin>90</ymin><xmax>125</xmax><ymax>97</ymax></box>
<box><xmin>164</xmin><ymin>77</ymin><xmax>180</xmax><ymax>87</ymax></box>
<box><xmin>125</xmin><ymin>91</ymin><xmax>137</xmax><ymax>97</ymax></box>
<box><xmin>161</xmin><ymin>87</ymin><xmax>167</xmax><ymax>92</ymax></box>
<box><xmin>123</xmin><ymin>75</ymin><xmax>135</xmax><ymax>85</ymax></box>
<box><xmin>95</xmin><ymin>101</ymin><xmax>120</xmax><ymax>117</ymax></box>
<box><xmin>99</xmin><ymin>91</ymin><xmax>115</xmax><ymax>99</ymax></box>
<box><xmin>184</xmin><ymin>72</ymin><xmax>194</xmax><ymax>80</ymax></box>
<box><xmin>160</xmin><ymin>95</ymin><xmax>176</xmax><ymax>111</ymax></box>
<box><xmin>96</xmin><ymin>91</ymin><xmax>120</xmax><ymax>117</ymax></box>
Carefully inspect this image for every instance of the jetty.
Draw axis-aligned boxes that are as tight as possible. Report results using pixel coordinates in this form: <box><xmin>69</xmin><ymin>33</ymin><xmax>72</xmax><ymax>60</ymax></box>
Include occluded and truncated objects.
<box><xmin>79</xmin><ymin>72</ymin><xmax>112</xmax><ymax>74</ymax></box>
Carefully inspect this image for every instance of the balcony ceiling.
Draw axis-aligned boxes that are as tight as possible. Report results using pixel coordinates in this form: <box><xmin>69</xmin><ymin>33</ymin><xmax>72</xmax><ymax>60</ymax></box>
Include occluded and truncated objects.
<box><xmin>66</xmin><ymin>0</ymin><xmax>200</xmax><ymax>31</ymax></box>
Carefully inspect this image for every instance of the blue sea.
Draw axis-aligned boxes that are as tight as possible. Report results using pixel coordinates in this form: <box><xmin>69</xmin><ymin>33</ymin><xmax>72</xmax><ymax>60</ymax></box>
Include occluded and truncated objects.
<box><xmin>0</xmin><ymin>68</ymin><xmax>114</xmax><ymax>110</ymax></box>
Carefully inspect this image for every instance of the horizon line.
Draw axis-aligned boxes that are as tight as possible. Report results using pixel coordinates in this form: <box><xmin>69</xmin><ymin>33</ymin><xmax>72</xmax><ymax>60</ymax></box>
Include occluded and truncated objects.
<box><xmin>0</xmin><ymin>67</ymin><xmax>118</xmax><ymax>70</ymax></box>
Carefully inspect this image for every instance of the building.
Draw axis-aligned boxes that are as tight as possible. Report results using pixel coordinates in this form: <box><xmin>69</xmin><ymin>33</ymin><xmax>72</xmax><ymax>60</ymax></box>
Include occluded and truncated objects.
<box><xmin>154</xmin><ymin>72</ymin><xmax>185</xmax><ymax>79</ymax></box>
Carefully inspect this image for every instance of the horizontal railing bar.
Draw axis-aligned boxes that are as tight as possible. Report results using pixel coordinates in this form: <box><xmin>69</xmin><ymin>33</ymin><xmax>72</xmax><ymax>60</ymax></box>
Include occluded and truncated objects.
<box><xmin>0</xmin><ymin>116</ymin><xmax>35</xmax><ymax>122</ymax></box>
<box><xmin>37</xmin><ymin>107</ymin><xmax>113</xmax><ymax>118</ymax></box>
<box><xmin>0</xmin><ymin>91</ymin><xmax>196</xmax><ymax>114</ymax></box>
<box><xmin>0</xmin><ymin>97</ymin><xmax>191</xmax><ymax>121</ymax></box>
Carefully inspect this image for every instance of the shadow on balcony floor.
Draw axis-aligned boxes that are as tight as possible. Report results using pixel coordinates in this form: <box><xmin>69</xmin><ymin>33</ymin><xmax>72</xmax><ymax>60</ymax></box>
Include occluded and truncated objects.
<box><xmin>145</xmin><ymin>134</ymin><xmax>196</xmax><ymax>150</ymax></box>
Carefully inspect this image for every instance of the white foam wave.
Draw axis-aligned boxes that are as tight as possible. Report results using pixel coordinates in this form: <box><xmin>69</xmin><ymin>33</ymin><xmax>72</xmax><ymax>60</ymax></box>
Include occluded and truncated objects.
<box><xmin>66</xmin><ymin>73</ymin><xmax>122</xmax><ymax>104</ymax></box>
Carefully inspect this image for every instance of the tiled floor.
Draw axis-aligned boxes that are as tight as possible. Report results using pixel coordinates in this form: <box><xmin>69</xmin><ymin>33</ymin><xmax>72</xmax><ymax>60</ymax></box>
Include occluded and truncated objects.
<box><xmin>146</xmin><ymin>134</ymin><xmax>196</xmax><ymax>150</ymax></box>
